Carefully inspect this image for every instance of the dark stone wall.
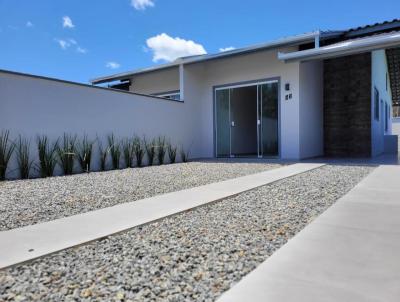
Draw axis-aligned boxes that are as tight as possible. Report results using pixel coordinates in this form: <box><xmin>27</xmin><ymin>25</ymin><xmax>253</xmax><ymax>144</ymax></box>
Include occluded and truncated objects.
<box><xmin>323</xmin><ymin>53</ymin><xmax>372</xmax><ymax>157</ymax></box>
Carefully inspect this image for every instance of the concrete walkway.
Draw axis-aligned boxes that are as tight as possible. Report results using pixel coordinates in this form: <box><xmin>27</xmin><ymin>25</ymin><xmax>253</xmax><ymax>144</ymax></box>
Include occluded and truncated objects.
<box><xmin>217</xmin><ymin>165</ymin><xmax>400</xmax><ymax>302</ymax></box>
<box><xmin>0</xmin><ymin>163</ymin><xmax>323</xmax><ymax>269</ymax></box>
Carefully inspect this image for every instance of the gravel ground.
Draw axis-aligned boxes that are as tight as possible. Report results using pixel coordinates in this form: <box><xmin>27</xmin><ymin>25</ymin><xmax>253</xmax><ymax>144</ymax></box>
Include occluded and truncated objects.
<box><xmin>0</xmin><ymin>161</ymin><xmax>280</xmax><ymax>231</ymax></box>
<box><xmin>0</xmin><ymin>164</ymin><xmax>373</xmax><ymax>302</ymax></box>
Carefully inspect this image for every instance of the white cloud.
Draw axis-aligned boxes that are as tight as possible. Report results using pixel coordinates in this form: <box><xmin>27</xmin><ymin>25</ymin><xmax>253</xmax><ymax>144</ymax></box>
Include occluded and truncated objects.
<box><xmin>106</xmin><ymin>62</ymin><xmax>121</xmax><ymax>69</ymax></box>
<box><xmin>26</xmin><ymin>21</ymin><xmax>34</xmax><ymax>28</ymax></box>
<box><xmin>219</xmin><ymin>46</ymin><xmax>235</xmax><ymax>52</ymax></box>
<box><xmin>55</xmin><ymin>38</ymin><xmax>86</xmax><ymax>54</ymax></box>
<box><xmin>146</xmin><ymin>33</ymin><xmax>207</xmax><ymax>63</ymax></box>
<box><xmin>62</xmin><ymin>16</ymin><xmax>74</xmax><ymax>28</ymax></box>
<box><xmin>77</xmin><ymin>47</ymin><xmax>87</xmax><ymax>54</ymax></box>
<box><xmin>131</xmin><ymin>0</ymin><xmax>154</xmax><ymax>10</ymax></box>
<box><xmin>55</xmin><ymin>39</ymin><xmax>70</xmax><ymax>50</ymax></box>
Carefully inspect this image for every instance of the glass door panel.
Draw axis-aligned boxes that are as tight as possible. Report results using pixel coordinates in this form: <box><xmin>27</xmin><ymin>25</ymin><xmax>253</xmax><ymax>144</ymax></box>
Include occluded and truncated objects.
<box><xmin>216</xmin><ymin>81</ymin><xmax>279</xmax><ymax>158</ymax></box>
<box><xmin>215</xmin><ymin>89</ymin><xmax>230</xmax><ymax>157</ymax></box>
<box><xmin>260</xmin><ymin>82</ymin><xmax>279</xmax><ymax>156</ymax></box>
<box><xmin>230</xmin><ymin>86</ymin><xmax>258</xmax><ymax>157</ymax></box>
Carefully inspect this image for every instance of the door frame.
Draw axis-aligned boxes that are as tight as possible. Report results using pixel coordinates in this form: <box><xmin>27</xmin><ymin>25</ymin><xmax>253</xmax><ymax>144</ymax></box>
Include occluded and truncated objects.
<box><xmin>213</xmin><ymin>77</ymin><xmax>281</xmax><ymax>158</ymax></box>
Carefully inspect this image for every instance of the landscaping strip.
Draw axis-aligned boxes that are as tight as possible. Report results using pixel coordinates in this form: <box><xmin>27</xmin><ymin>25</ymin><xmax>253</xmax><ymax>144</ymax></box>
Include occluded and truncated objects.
<box><xmin>0</xmin><ymin>163</ymin><xmax>322</xmax><ymax>269</ymax></box>
<box><xmin>0</xmin><ymin>161</ymin><xmax>280</xmax><ymax>231</ymax></box>
<box><xmin>0</xmin><ymin>164</ymin><xmax>373</xmax><ymax>301</ymax></box>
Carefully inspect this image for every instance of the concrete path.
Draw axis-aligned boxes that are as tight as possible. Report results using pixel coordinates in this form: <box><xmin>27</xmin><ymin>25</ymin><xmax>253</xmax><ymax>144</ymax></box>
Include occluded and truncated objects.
<box><xmin>217</xmin><ymin>165</ymin><xmax>400</xmax><ymax>302</ymax></box>
<box><xmin>0</xmin><ymin>163</ymin><xmax>323</xmax><ymax>269</ymax></box>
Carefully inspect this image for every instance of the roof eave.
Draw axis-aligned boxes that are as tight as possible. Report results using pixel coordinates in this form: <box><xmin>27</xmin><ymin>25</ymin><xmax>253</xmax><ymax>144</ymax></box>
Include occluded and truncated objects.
<box><xmin>90</xmin><ymin>63</ymin><xmax>180</xmax><ymax>85</ymax></box>
<box><xmin>91</xmin><ymin>31</ymin><xmax>331</xmax><ymax>85</ymax></box>
<box><xmin>278</xmin><ymin>32</ymin><xmax>400</xmax><ymax>62</ymax></box>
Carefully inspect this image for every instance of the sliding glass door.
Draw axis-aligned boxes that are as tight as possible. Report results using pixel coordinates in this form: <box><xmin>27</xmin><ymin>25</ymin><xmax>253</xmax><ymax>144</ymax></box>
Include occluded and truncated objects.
<box><xmin>215</xmin><ymin>80</ymin><xmax>279</xmax><ymax>158</ymax></box>
<box><xmin>216</xmin><ymin>89</ymin><xmax>230</xmax><ymax>157</ymax></box>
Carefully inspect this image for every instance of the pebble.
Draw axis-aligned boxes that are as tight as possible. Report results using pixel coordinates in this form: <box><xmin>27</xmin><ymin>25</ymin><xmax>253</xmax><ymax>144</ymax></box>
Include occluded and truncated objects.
<box><xmin>0</xmin><ymin>161</ymin><xmax>279</xmax><ymax>231</ymax></box>
<box><xmin>0</xmin><ymin>164</ymin><xmax>373</xmax><ymax>301</ymax></box>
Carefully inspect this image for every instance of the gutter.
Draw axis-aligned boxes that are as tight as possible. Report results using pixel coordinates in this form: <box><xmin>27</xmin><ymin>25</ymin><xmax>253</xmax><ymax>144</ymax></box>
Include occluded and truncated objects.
<box><xmin>278</xmin><ymin>31</ymin><xmax>400</xmax><ymax>62</ymax></box>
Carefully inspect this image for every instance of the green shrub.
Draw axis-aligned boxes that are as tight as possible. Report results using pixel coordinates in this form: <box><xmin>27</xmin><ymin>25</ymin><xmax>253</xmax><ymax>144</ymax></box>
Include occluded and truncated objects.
<box><xmin>167</xmin><ymin>143</ymin><xmax>177</xmax><ymax>164</ymax></box>
<box><xmin>180</xmin><ymin>146</ymin><xmax>190</xmax><ymax>163</ymax></box>
<box><xmin>122</xmin><ymin>138</ymin><xmax>135</xmax><ymax>168</ymax></box>
<box><xmin>97</xmin><ymin>138</ymin><xmax>110</xmax><ymax>171</ymax></box>
<box><xmin>133</xmin><ymin>136</ymin><xmax>144</xmax><ymax>167</ymax></box>
<box><xmin>16</xmin><ymin>135</ymin><xmax>33</xmax><ymax>179</ymax></box>
<box><xmin>107</xmin><ymin>134</ymin><xmax>121</xmax><ymax>170</ymax></box>
<box><xmin>144</xmin><ymin>137</ymin><xmax>156</xmax><ymax>166</ymax></box>
<box><xmin>0</xmin><ymin>130</ymin><xmax>15</xmax><ymax>181</ymax></box>
<box><xmin>57</xmin><ymin>133</ymin><xmax>77</xmax><ymax>175</ymax></box>
<box><xmin>157</xmin><ymin>136</ymin><xmax>166</xmax><ymax>165</ymax></box>
<box><xmin>77</xmin><ymin>135</ymin><xmax>94</xmax><ymax>173</ymax></box>
<box><xmin>37</xmin><ymin>135</ymin><xmax>58</xmax><ymax>178</ymax></box>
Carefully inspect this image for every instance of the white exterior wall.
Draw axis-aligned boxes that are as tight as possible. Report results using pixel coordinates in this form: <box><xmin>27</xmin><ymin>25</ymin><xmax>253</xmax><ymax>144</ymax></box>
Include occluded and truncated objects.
<box><xmin>181</xmin><ymin>64</ymin><xmax>207</xmax><ymax>156</ymax></box>
<box><xmin>1</xmin><ymin>45</ymin><xmax>311</xmax><ymax>180</ymax></box>
<box><xmin>393</xmin><ymin>117</ymin><xmax>400</xmax><ymax>150</ymax></box>
<box><xmin>0</xmin><ymin>71</ymin><xmax>197</xmax><ymax>177</ymax></box>
<box><xmin>371</xmin><ymin>50</ymin><xmax>392</xmax><ymax>156</ymax></box>
<box><xmin>393</xmin><ymin>118</ymin><xmax>400</xmax><ymax>135</ymax></box>
<box><xmin>299</xmin><ymin>60</ymin><xmax>324</xmax><ymax>158</ymax></box>
<box><xmin>186</xmin><ymin>48</ymin><xmax>302</xmax><ymax>159</ymax></box>
<box><xmin>130</xmin><ymin>67</ymin><xmax>179</xmax><ymax>95</ymax></box>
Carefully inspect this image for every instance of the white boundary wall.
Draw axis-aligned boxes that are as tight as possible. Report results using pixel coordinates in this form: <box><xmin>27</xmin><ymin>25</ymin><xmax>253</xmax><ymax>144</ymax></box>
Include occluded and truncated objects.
<box><xmin>0</xmin><ymin>71</ymin><xmax>197</xmax><ymax>178</ymax></box>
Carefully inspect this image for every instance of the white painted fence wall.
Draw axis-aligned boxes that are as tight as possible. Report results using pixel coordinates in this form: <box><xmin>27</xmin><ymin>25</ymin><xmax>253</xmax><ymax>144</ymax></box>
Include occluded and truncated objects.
<box><xmin>0</xmin><ymin>70</ymin><xmax>196</xmax><ymax>178</ymax></box>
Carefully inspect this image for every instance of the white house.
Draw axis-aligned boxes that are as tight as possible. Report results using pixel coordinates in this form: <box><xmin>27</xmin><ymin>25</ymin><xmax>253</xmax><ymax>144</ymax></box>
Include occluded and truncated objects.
<box><xmin>1</xmin><ymin>19</ymin><xmax>400</xmax><ymax>169</ymax></box>
<box><xmin>91</xmin><ymin>19</ymin><xmax>400</xmax><ymax>159</ymax></box>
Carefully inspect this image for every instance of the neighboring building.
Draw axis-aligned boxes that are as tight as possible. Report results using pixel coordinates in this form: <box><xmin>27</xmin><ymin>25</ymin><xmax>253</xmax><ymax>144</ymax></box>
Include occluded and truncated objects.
<box><xmin>91</xmin><ymin>20</ymin><xmax>400</xmax><ymax>159</ymax></box>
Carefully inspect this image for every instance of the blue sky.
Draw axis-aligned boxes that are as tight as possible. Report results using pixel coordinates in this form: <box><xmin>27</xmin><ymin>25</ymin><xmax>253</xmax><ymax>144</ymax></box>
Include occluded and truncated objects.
<box><xmin>0</xmin><ymin>0</ymin><xmax>399</xmax><ymax>83</ymax></box>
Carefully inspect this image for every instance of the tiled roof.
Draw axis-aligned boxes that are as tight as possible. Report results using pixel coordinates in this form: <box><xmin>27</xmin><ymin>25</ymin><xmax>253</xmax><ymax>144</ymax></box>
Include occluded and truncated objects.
<box><xmin>344</xmin><ymin>19</ymin><xmax>400</xmax><ymax>38</ymax></box>
<box><xmin>347</xmin><ymin>19</ymin><xmax>400</xmax><ymax>32</ymax></box>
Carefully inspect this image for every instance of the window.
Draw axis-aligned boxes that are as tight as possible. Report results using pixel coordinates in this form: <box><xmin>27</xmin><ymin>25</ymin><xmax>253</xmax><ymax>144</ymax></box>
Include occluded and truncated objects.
<box><xmin>153</xmin><ymin>91</ymin><xmax>181</xmax><ymax>101</ymax></box>
<box><xmin>385</xmin><ymin>102</ymin><xmax>389</xmax><ymax>132</ymax></box>
<box><xmin>374</xmin><ymin>87</ymin><xmax>379</xmax><ymax>120</ymax></box>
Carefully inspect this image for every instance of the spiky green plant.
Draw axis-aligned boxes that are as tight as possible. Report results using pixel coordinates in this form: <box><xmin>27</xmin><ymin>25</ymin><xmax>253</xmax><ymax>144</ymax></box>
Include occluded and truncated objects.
<box><xmin>107</xmin><ymin>134</ymin><xmax>121</xmax><ymax>170</ymax></box>
<box><xmin>0</xmin><ymin>130</ymin><xmax>15</xmax><ymax>181</ymax></box>
<box><xmin>77</xmin><ymin>135</ymin><xmax>94</xmax><ymax>173</ymax></box>
<box><xmin>156</xmin><ymin>136</ymin><xmax>166</xmax><ymax>165</ymax></box>
<box><xmin>16</xmin><ymin>135</ymin><xmax>33</xmax><ymax>179</ymax></box>
<box><xmin>133</xmin><ymin>136</ymin><xmax>144</xmax><ymax>167</ymax></box>
<box><xmin>57</xmin><ymin>133</ymin><xmax>77</xmax><ymax>175</ymax></box>
<box><xmin>144</xmin><ymin>137</ymin><xmax>156</xmax><ymax>166</ymax></box>
<box><xmin>122</xmin><ymin>138</ymin><xmax>135</xmax><ymax>168</ymax></box>
<box><xmin>37</xmin><ymin>135</ymin><xmax>58</xmax><ymax>177</ymax></box>
<box><xmin>167</xmin><ymin>143</ymin><xmax>177</xmax><ymax>164</ymax></box>
<box><xmin>97</xmin><ymin>138</ymin><xmax>110</xmax><ymax>171</ymax></box>
<box><xmin>180</xmin><ymin>146</ymin><xmax>190</xmax><ymax>163</ymax></box>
